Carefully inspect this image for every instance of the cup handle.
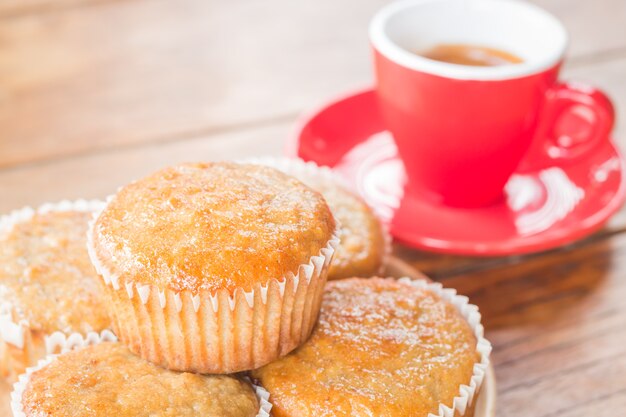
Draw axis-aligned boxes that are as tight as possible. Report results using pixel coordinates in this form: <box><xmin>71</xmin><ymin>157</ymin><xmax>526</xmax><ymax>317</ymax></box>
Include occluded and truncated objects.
<box><xmin>522</xmin><ymin>82</ymin><xmax>615</xmax><ymax>171</ymax></box>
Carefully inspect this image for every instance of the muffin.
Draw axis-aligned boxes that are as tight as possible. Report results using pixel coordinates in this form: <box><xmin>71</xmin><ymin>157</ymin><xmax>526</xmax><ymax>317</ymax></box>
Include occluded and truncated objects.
<box><xmin>252</xmin><ymin>277</ymin><xmax>491</xmax><ymax>417</ymax></box>
<box><xmin>0</xmin><ymin>200</ymin><xmax>110</xmax><ymax>382</ymax></box>
<box><xmin>11</xmin><ymin>338</ymin><xmax>272</xmax><ymax>417</ymax></box>
<box><xmin>88</xmin><ymin>162</ymin><xmax>339</xmax><ymax>373</ymax></box>
<box><xmin>244</xmin><ymin>158</ymin><xmax>389</xmax><ymax>280</ymax></box>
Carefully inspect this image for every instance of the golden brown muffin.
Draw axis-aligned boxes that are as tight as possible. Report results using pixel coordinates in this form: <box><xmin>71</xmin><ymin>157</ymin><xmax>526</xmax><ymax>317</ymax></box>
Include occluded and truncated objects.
<box><xmin>252</xmin><ymin>278</ymin><xmax>489</xmax><ymax>417</ymax></box>
<box><xmin>0</xmin><ymin>201</ymin><xmax>110</xmax><ymax>382</ymax></box>
<box><xmin>88</xmin><ymin>162</ymin><xmax>339</xmax><ymax>374</ymax></box>
<box><xmin>14</xmin><ymin>342</ymin><xmax>263</xmax><ymax>417</ymax></box>
<box><xmin>245</xmin><ymin>158</ymin><xmax>388</xmax><ymax>280</ymax></box>
<box><xmin>319</xmin><ymin>183</ymin><xmax>386</xmax><ymax>279</ymax></box>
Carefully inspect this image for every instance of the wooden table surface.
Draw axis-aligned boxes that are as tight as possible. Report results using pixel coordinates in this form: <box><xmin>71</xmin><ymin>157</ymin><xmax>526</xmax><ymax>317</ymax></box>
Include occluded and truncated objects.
<box><xmin>0</xmin><ymin>1</ymin><xmax>625</xmax><ymax>416</ymax></box>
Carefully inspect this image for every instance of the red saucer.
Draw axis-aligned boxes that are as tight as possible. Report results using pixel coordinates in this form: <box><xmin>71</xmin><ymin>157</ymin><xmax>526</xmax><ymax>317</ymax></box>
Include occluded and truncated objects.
<box><xmin>288</xmin><ymin>88</ymin><xmax>626</xmax><ymax>255</ymax></box>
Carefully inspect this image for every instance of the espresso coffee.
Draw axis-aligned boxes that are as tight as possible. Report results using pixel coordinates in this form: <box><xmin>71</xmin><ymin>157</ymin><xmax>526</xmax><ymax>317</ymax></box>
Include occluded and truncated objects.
<box><xmin>420</xmin><ymin>43</ymin><xmax>523</xmax><ymax>67</ymax></box>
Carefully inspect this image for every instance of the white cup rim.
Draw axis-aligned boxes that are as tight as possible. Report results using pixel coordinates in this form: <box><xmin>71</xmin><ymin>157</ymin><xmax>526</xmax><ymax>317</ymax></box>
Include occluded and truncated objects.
<box><xmin>369</xmin><ymin>0</ymin><xmax>568</xmax><ymax>81</ymax></box>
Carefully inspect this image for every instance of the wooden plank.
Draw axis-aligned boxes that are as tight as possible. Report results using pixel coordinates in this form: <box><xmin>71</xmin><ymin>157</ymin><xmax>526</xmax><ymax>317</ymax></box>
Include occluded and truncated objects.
<box><xmin>434</xmin><ymin>232</ymin><xmax>626</xmax><ymax>417</ymax></box>
<box><xmin>0</xmin><ymin>0</ymin><xmax>386</xmax><ymax>168</ymax></box>
<box><xmin>498</xmin><ymin>353</ymin><xmax>626</xmax><ymax>417</ymax></box>
<box><xmin>0</xmin><ymin>122</ymin><xmax>288</xmax><ymax>212</ymax></box>
<box><xmin>404</xmin><ymin>222</ymin><xmax>626</xmax><ymax>279</ymax></box>
<box><xmin>0</xmin><ymin>0</ymin><xmax>103</xmax><ymax>18</ymax></box>
<box><xmin>531</xmin><ymin>0</ymin><xmax>626</xmax><ymax>61</ymax></box>
<box><xmin>557</xmin><ymin>392</ymin><xmax>626</xmax><ymax>417</ymax></box>
<box><xmin>0</xmin><ymin>0</ymin><xmax>624</xmax><ymax>169</ymax></box>
<box><xmin>495</xmin><ymin>313</ymin><xmax>626</xmax><ymax>391</ymax></box>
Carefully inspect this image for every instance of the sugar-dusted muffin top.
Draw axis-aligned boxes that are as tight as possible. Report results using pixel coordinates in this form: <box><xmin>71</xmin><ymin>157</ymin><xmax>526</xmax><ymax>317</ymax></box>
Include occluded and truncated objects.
<box><xmin>0</xmin><ymin>210</ymin><xmax>109</xmax><ymax>335</ymax></box>
<box><xmin>253</xmin><ymin>278</ymin><xmax>479</xmax><ymax>417</ymax></box>
<box><xmin>20</xmin><ymin>342</ymin><xmax>260</xmax><ymax>417</ymax></box>
<box><xmin>91</xmin><ymin>162</ymin><xmax>336</xmax><ymax>294</ymax></box>
<box><xmin>291</xmin><ymin>172</ymin><xmax>385</xmax><ymax>280</ymax></box>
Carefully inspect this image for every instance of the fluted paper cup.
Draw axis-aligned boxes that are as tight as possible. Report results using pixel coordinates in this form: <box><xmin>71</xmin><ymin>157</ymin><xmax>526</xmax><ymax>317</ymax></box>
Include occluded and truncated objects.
<box><xmin>88</xmin><ymin>194</ymin><xmax>340</xmax><ymax>374</ymax></box>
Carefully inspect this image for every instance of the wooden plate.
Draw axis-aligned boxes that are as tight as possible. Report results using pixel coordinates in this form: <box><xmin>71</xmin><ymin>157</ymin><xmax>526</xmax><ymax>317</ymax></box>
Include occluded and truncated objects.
<box><xmin>0</xmin><ymin>378</ymin><xmax>9</xmax><ymax>417</ymax></box>
<box><xmin>0</xmin><ymin>256</ymin><xmax>496</xmax><ymax>417</ymax></box>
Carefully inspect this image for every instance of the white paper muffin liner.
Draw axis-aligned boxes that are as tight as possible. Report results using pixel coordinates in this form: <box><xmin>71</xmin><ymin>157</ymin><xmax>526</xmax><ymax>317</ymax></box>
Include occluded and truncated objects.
<box><xmin>10</xmin><ymin>330</ymin><xmax>272</xmax><ymax>417</ymax></box>
<box><xmin>242</xmin><ymin>156</ymin><xmax>392</xmax><ymax>277</ymax></box>
<box><xmin>87</xmin><ymin>190</ymin><xmax>340</xmax><ymax>374</ymax></box>
<box><xmin>399</xmin><ymin>277</ymin><xmax>492</xmax><ymax>417</ymax></box>
<box><xmin>0</xmin><ymin>200</ymin><xmax>107</xmax><ymax>381</ymax></box>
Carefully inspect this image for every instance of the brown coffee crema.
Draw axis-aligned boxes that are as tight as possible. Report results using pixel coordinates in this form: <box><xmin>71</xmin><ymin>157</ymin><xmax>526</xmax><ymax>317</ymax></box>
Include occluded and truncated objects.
<box><xmin>419</xmin><ymin>43</ymin><xmax>523</xmax><ymax>67</ymax></box>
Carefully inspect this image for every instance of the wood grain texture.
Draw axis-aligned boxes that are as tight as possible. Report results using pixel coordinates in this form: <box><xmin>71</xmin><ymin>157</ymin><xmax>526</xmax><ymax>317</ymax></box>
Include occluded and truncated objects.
<box><xmin>529</xmin><ymin>0</ymin><xmax>626</xmax><ymax>61</ymax></box>
<box><xmin>0</xmin><ymin>0</ymin><xmax>102</xmax><ymax>18</ymax></box>
<box><xmin>412</xmin><ymin>233</ymin><xmax>626</xmax><ymax>417</ymax></box>
<box><xmin>0</xmin><ymin>0</ymin><xmax>385</xmax><ymax>168</ymax></box>
<box><xmin>0</xmin><ymin>122</ymin><xmax>288</xmax><ymax>212</ymax></box>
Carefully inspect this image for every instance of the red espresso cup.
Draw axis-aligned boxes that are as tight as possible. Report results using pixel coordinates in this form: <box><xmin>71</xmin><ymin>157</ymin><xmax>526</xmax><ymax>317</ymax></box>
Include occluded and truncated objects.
<box><xmin>370</xmin><ymin>0</ymin><xmax>614</xmax><ymax>208</ymax></box>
